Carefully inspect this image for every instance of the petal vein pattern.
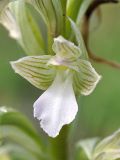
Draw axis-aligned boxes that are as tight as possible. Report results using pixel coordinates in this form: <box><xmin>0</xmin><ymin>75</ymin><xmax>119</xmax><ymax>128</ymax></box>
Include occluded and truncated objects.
<box><xmin>11</xmin><ymin>55</ymin><xmax>55</xmax><ymax>90</ymax></box>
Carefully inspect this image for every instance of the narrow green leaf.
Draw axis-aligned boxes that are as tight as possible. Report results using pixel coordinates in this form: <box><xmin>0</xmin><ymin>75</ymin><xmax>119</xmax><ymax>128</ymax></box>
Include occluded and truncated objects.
<box><xmin>0</xmin><ymin>144</ymin><xmax>38</xmax><ymax>160</ymax></box>
<box><xmin>0</xmin><ymin>107</ymin><xmax>44</xmax><ymax>150</ymax></box>
<box><xmin>0</xmin><ymin>125</ymin><xmax>45</xmax><ymax>159</ymax></box>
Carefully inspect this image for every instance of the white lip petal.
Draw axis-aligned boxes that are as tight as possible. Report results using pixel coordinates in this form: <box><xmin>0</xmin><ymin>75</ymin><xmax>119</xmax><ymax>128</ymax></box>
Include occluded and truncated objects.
<box><xmin>33</xmin><ymin>73</ymin><xmax>78</xmax><ymax>138</ymax></box>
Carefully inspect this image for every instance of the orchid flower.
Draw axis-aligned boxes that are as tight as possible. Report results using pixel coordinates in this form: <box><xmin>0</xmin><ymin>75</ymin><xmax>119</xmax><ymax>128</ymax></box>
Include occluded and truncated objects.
<box><xmin>11</xmin><ymin>36</ymin><xmax>101</xmax><ymax>137</ymax></box>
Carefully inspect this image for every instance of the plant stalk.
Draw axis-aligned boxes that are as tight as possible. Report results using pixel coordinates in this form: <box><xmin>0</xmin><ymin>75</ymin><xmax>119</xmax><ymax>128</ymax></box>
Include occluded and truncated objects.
<box><xmin>48</xmin><ymin>126</ymin><xmax>69</xmax><ymax>160</ymax></box>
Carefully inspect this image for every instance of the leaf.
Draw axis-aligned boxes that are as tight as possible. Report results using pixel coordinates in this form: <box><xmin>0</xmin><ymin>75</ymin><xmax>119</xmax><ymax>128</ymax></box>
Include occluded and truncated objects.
<box><xmin>0</xmin><ymin>144</ymin><xmax>39</xmax><ymax>160</ymax></box>
<box><xmin>0</xmin><ymin>125</ymin><xmax>44</xmax><ymax>159</ymax></box>
<box><xmin>0</xmin><ymin>107</ymin><xmax>46</xmax><ymax>159</ymax></box>
<box><xmin>11</xmin><ymin>55</ymin><xmax>55</xmax><ymax>90</ymax></box>
<box><xmin>0</xmin><ymin>107</ymin><xmax>43</xmax><ymax>147</ymax></box>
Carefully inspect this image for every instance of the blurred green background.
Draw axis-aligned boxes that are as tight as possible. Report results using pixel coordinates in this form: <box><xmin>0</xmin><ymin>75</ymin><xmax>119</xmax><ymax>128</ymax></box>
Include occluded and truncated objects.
<box><xmin>0</xmin><ymin>3</ymin><xmax>120</xmax><ymax>141</ymax></box>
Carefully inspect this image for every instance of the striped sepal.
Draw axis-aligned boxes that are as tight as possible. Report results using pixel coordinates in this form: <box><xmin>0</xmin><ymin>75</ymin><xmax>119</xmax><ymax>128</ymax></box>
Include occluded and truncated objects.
<box><xmin>52</xmin><ymin>36</ymin><xmax>81</xmax><ymax>62</ymax></box>
<box><xmin>73</xmin><ymin>59</ymin><xmax>101</xmax><ymax>96</ymax></box>
<box><xmin>11</xmin><ymin>55</ymin><xmax>55</xmax><ymax>90</ymax></box>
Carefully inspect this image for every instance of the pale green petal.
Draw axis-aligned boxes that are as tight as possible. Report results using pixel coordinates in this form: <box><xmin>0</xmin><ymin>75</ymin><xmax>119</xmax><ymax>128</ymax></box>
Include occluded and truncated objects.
<box><xmin>52</xmin><ymin>36</ymin><xmax>81</xmax><ymax>61</ymax></box>
<box><xmin>73</xmin><ymin>60</ymin><xmax>101</xmax><ymax>95</ymax></box>
<box><xmin>10</xmin><ymin>55</ymin><xmax>55</xmax><ymax>90</ymax></box>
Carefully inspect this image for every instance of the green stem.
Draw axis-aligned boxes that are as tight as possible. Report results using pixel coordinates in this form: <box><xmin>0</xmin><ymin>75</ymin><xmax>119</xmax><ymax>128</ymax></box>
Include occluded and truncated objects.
<box><xmin>48</xmin><ymin>126</ymin><xmax>69</xmax><ymax>160</ymax></box>
<box><xmin>61</xmin><ymin>0</ymin><xmax>67</xmax><ymax>37</ymax></box>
